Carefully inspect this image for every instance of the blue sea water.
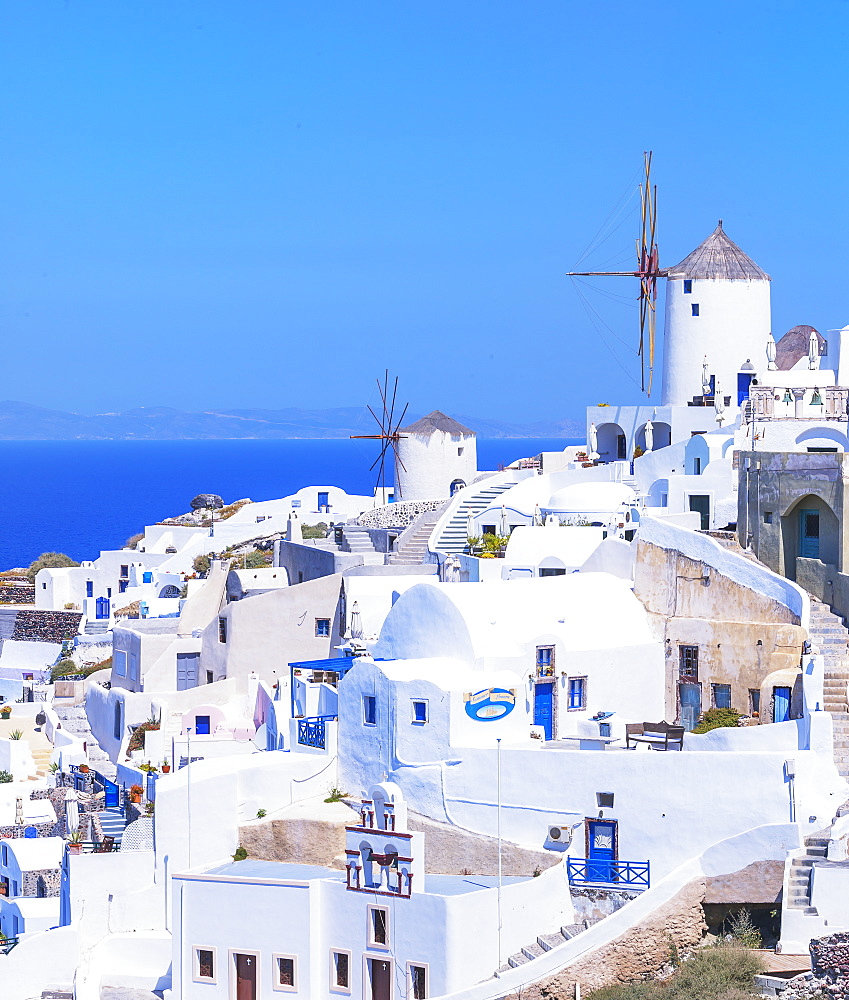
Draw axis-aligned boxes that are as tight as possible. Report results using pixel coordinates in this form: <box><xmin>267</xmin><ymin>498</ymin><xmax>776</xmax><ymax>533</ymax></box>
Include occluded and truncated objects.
<box><xmin>0</xmin><ymin>438</ymin><xmax>576</xmax><ymax>569</ymax></box>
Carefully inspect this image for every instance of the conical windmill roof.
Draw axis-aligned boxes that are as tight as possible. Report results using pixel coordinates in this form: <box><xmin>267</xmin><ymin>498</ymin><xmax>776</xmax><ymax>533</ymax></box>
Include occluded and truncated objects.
<box><xmin>400</xmin><ymin>410</ymin><xmax>475</xmax><ymax>437</ymax></box>
<box><xmin>667</xmin><ymin>221</ymin><xmax>770</xmax><ymax>280</ymax></box>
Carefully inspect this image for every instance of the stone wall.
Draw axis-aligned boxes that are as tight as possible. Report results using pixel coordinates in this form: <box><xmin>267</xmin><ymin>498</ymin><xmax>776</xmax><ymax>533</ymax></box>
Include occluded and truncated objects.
<box><xmin>811</xmin><ymin>932</ymin><xmax>849</xmax><ymax>982</ymax></box>
<box><xmin>504</xmin><ymin>878</ymin><xmax>707</xmax><ymax>999</ymax></box>
<box><xmin>21</xmin><ymin>867</ymin><xmax>61</xmax><ymax>897</ymax></box>
<box><xmin>0</xmin><ymin>587</ymin><xmax>35</xmax><ymax>605</ymax></box>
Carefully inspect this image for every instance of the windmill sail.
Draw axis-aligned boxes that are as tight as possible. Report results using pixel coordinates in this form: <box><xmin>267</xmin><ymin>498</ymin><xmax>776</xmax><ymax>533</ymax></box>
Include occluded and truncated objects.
<box><xmin>351</xmin><ymin>370</ymin><xmax>409</xmax><ymax>504</ymax></box>
<box><xmin>567</xmin><ymin>151</ymin><xmax>662</xmax><ymax>395</ymax></box>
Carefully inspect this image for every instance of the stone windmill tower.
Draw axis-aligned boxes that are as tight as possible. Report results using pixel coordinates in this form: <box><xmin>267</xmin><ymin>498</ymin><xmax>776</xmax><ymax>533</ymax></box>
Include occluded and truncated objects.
<box><xmin>661</xmin><ymin>221</ymin><xmax>771</xmax><ymax>407</ymax></box>
<box><xmin>395</xmin><ymin>411</ymin><xmax>477</xmax><ymax>502</ymax></box>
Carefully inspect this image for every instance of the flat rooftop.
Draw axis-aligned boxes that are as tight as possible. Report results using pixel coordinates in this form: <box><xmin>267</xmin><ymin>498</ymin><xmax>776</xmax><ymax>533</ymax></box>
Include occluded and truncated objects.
<box><xmin>201</xmin><ymin>860</ymin><xmax>343</xmax><ymax>881</ymax></box>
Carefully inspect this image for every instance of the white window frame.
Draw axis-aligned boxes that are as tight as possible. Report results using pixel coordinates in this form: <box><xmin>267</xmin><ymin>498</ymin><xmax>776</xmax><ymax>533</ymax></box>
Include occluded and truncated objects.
<box><xmin>411</xmin><ymin>699</ymin><xmax>428</xmax><ymax>725</ymax></box>
<box><xmin>193</xmin><ymin>945</ymin><xmax>217</xmax><ymax>984</ymax></box>
<box><xmin>114</xmin><ymin>650</ymin><xmax>127</xmax><ymax>677</ymax></box>
<box><xmin>129</xmin><ymin>653</ymin><xmax>139</xmax><ymax>681</ymax></box>
<box><xmin>229</xmin><ymin>949</ymin><xmax>260</xmax><ymax>1000</ymax></box>
<box><xmin>407</xmin><ymin>961</ymin><xmax>429</xmax><ymax>1000</ymax></box>
<box><xmin>367</xmin><ymin>904</ymin><xmax>390</xmax><ymax>949</ymax></box>
<box><xmin>272</xmin><ymin>952</ymin><xmax>298</xmax><ymax>992</ymax></box>
<box><xmin>330</xmin><ymin>948</ymin><xmax>352</xmax><ymax>994</ymax></box>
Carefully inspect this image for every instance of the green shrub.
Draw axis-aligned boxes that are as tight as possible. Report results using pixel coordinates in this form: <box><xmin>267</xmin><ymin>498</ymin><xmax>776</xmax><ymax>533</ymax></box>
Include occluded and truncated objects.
<box><xmin>26</xmin><ymin>552</ymin><xmax>79</xmax><ymax>583</ymax></box>
<box><xmin>256</xmin><ymin>808</ymin><xmax>267</xmax><ymax>819</ymax></box>
<box><xmin>232</xmin><ymin>846</ymin><xmax>248</xmax><ymax>861</ymax></box>
<box><xmin>587</xmin><ymin>944</ymin><xmax>765</xmax><ymax>1000</ymax></box>
<box><xmin>9</xmin><ymin>730</ymin><xmax>22</xmax><ymax>741</ymax></box>
<box><xmin>302</xmin><ymin>523</ymin><xmax>328</xmax><ymax>540</ymax></box>
<box><xmin>127</xmin><ymin>719</ymin><xmax>160</xmax><ymax>756</ymax></box>
<box><xmin>242</xmin><ymin>550</ymin><xmax>271</xmax><ymax>569</ymax></box>
<box><xmin>692</xmin><ymin>708</ymin><xmax>742</xmax><ymax>734</ymax></box>
<box><xmin>193</xmin><ymin>554</ymin><xmax>211</xmax><ymax>576</ymax></box>
<box><xmin>727</xmin><ymin>908</ymin><xmax>762</xmax><ymax>949</ymax></box>
<box><xmin>324</xmin><ymin>787</ymin><xmax>348</xmax><ymax>803</ymax></box>
<box><xmin>0</xmin><ymin>771</ymin><xmax>12</xmax><ymax>783</ymax></box>
<box><xmin>50</xmin><ymin>659</ymin><xmax>80</xmax><ymax>682</ymax></box>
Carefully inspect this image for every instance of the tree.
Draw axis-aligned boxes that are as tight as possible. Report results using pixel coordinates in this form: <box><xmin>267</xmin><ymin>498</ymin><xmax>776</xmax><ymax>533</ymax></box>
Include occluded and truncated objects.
<box><xmin>26</xmin><ymin>552</ymin><xmax>79</xmax><ymax>583</ymax></box>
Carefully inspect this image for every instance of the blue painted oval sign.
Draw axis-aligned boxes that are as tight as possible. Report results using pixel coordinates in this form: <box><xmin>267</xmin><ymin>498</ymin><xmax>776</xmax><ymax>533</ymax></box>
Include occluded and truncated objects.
<box><xmin>464</xmin><ymin>688</ymin><xmax>516</xmax><ymax>721</ymax></box>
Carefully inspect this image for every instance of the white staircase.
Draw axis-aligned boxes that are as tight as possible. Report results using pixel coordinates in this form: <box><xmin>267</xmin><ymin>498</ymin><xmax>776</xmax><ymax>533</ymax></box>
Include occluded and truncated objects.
<box><xmin>429</xmin><ymin>471</ymin><xmax>531</xmax><ymax>555</ymax></box>
<box><xmin>340</xmin><ymin>526</ymin><xmax>378</xmax><ymax>555</ymax></box>
<box><xmin>387</xmin><ymin>506</ymin><xmax>446</xmax><ymax>566</ymax></box>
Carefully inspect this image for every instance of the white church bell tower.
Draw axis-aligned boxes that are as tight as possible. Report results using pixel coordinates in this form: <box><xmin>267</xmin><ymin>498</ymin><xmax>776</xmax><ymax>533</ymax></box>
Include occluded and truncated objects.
<box><xmin>661</xmin><ymin>221</ymin><xmax>771</xmax><ymax>407</ymax></box>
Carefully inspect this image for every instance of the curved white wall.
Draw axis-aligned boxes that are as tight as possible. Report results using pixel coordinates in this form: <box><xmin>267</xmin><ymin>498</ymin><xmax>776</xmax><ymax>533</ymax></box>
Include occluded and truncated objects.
<box><xmin>662</xmin><ymin>277</ymin><xmax>771</xmax><ymax>406</ymax></box>
<box><xmin>396</xmin><ymin>432</ymin><xmax>477</xmax><ymax>502</ymax></box>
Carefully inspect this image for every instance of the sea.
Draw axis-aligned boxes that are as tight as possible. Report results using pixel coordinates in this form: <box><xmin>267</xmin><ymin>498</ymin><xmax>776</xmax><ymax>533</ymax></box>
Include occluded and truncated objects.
<box><xmin>0</xmin><ymin>438</ymin><xmax>576</xmax><ymax>570</ymax></box>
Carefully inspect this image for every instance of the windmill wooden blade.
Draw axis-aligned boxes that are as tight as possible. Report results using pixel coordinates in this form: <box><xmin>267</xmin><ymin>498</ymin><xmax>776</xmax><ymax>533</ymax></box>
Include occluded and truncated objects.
<box><xmin>567</xmin><ymin>150</ymin><xmax>661</xmax><ymax>396</ymax></box>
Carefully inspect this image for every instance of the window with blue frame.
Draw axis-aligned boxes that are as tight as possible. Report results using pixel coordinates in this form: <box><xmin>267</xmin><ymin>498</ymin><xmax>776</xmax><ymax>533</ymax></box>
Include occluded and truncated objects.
<box><xmin>691</xmin><ymin>303</ymin><xmax>700</xmax><ymax>317</ymax></box>
<box><xmin>412</xmin><ymin>700</ymin><xmax>428</xmax><ymax>724</ymax></box>
<box><xmin>536</xmin><ymin>646</ymin><xmax>555</xmax><ymax>677</ymax></box>
<box><xmin>363</xmin><ymin>696</ymin><xmax>377</xmax><ymax>726</ymax></box>
<box><xmin>712</xmin><ymin>684</ymin><xmax>732</xmax><ymax>710</ymax></box>
<box><xmin>567</xmin><ymin>677</ymin><xmax>587</xmax><ymax>711</ymax></box>
<box><xmin>194</xmin><ymin>715</ymin><xmax>211</xmax><ymax>735</ymax></box>
<box><xmin>683</xmin><ymin>279</ymin><xmax>692</xmax><ymax>294</ymax></box>
<box><xmin>315</xmin><ymin>618</ymin><xmax>331</xmax><ymax>637</ymax></box>
<box><xmin>86</xmin><ymin>581</ymin><xmax>93</xmax><ymax>598</ymax></box>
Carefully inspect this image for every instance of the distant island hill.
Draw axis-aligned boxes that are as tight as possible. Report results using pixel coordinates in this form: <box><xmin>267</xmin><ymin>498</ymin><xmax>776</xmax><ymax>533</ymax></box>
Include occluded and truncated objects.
<box><xmin>0</xmin><ymin>401</ymin><xmax>582</xmax><ymax>440</ymax></box>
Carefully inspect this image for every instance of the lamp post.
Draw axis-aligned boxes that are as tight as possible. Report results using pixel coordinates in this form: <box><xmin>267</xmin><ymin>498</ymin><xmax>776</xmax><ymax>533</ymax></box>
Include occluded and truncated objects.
<box><xmin>186</xmin><ymin>726</ymin><xmax>193</xmax><ymax>868</ymax></box>
<box><xmin>497</xmin><ymin>737</ymin><xmax>503</xmax><ymax>970</ymax></box>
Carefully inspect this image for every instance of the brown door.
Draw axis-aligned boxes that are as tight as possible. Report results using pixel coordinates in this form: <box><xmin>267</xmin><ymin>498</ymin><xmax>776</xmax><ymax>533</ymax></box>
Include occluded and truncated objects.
<box><xmin>370</xmin><ymin>958</ymin><xmax>391</xmax><ymax>1000</ymax></box>
<box><xmin>235</xmin><ymin>953</ymin><xmax>257</xmax><ymax>1000</ymax></box>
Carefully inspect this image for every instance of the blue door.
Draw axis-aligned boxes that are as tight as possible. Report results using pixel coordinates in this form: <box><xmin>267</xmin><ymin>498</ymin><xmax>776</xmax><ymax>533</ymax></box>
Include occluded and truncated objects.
<box><xmin>103</xmin><ymin>777</ymin><xmax>119</xmax><ymax>808</ymax></box>
<box><xmin>95</xmin><ymin>597</ymin><xmax>110</xmax><ymax>619</ymax></box>
<box><xmin>587</xmin><ymin>820</ymin><xmax>617</xmax><ymax>882</ymax></box>
<box><xmin>737</xmin><ymin>372</ymin><xmax>754</xmax><ymax>405</ymax></box>
<box><xmin>800</xmin><ymin>510</ymin><xmax>820</xmax><ymax>559</ymax></box>
<box><xmin>774</xmin><ymin>686</ymin><xmax>792</xmax><ymax>723</ymax></box>
<box><xmin>534</xmin><ymin>682</ymin><xmax>554</xmax><ymax>740</ymax></box>
<box><xmin>679</xmin><ymin>683</ymin><xmax>701</xmax><ymax>732</ymax></box>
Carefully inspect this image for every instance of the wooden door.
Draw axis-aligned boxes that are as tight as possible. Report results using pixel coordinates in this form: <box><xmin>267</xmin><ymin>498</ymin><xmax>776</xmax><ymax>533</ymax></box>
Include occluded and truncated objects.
<box><xmin>799</xmin><ymin>510</ymin><xmax>820</xmax><ymax>559</ymax></box>
<box><xmin>679</xmin><ymin>682</ymin><xmax>701</xmax><ymax>732</ymax></box>
<box><xmin>534</xmin><ymin>682</ymin><xmax>554</xmax><ymax>740</ymax></box>
<box><xmin>586</xmin><ymin>819</ymin><xmax>617</xmax><ymax>883</ymax></box>
<box><xmin>370</xmin><ymin>958</ymin><xmax>391</xmax><ymax>1000</ymax></box>
<box><xmin>235</xmin><ymin>953</ymin><xmax>257</xmax><ymax>1000</ymax></box>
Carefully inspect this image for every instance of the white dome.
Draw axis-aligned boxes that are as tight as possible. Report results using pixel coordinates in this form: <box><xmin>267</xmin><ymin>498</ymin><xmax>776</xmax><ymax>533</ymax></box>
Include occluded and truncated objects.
<box><xmin>544</xmin><ymin>482</ymin><xmax>636</xmax><ymax>514</ymax></box>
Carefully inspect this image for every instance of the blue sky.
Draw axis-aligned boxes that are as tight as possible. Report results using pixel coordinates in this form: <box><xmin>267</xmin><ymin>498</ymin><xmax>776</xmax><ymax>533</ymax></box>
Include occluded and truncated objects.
<box><xmin>1</xmin><ymin>1</ymin><xmax>846</xmax><ymax>423</ymax></box>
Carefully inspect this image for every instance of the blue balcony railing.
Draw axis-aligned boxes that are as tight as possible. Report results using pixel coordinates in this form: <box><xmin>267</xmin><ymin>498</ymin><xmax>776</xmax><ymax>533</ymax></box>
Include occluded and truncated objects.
<box><xmin>567</xmin><ymin>857</ymin><xmax>650</xmax><ymax>890</ymax></box>
<box><xmin>297</xmin><ymin>715</ymin><xmax>336</xmax><ymax>750</ymax></box>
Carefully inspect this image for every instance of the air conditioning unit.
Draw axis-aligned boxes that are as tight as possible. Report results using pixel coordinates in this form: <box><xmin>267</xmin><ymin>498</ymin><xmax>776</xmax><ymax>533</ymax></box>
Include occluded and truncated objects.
<box><xmin>545</xmin><ymin>824</ymin><xmax>573</xmax><ymax>850</ymax></box>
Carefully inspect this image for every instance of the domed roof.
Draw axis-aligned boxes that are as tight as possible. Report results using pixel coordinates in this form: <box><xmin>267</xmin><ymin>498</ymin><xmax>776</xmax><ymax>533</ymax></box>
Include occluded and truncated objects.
<box><xmin>667</xmin><ymin>221</ymin><xmax>769</xmax><ymax>281</ymax></box>
<box><xmin>545</xmin><ymin>482</ymin><xmax>636</xmax><ymax>514</ymax></box>
<box><xmin>400</xmin><ymin>410</ymin><xmax>475</xmax><ymax>437</ymax></box>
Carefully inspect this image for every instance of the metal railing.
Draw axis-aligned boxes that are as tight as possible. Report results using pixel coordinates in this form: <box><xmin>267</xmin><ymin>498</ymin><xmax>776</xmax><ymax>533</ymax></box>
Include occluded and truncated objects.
<box><xmin>567</xmin><ymin>857</ymin><xmax>650</xmax><ymax>890</ymax></box>
<box><xmin>0</xmin><ymin>935</ymin><xmax>19</xmax><ymax>954</ymax></box>
<box><xmin>297</xmin><ymin>715</ymin><xmax>336</xmax><ymax>750</ymax></box>
<box><xmin>66</xmin><ymin>840</ymin><xmax>121</xmax><ymax>854</ymax></box>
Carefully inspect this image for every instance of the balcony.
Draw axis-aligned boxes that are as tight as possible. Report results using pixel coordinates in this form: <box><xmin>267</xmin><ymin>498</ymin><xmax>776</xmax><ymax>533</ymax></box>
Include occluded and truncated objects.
<box><xmin>297</xmin><ymin>715</ymin><xmax>336</xmax><ymax>750</ymax></box>
<box><xmin>567</xmin><ymin>857</ymin><xmax>650</xmax><ymax>890</ymax></box>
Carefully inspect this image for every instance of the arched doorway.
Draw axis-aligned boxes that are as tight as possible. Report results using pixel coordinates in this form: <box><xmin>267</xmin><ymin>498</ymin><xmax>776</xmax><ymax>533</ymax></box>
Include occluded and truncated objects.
<box><xmin>780</xmin><ymin>494</ymin><xmax>839</xmax><ymax>579</ymax></box>
<box><xmin>596</xmin><ymin>423</ymin><xmax>627</xmax><ymax>463</ymax></box>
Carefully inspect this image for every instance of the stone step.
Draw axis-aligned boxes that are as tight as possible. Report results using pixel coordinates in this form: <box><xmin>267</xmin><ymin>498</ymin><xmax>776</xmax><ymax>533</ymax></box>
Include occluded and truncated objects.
<box><xmin>521</xmin><ymin>944</ymin><xmax>545</xmax><ymax>961</ymax></box>
<box><xmin>507</xmin><ymin>952</ymin><xmax>530</xmax><ymax>969</ymax></box>
<box><xmin>537</xmin><ymin>932</ymin><xmax>568</xmax><ymax>952</ymax></box>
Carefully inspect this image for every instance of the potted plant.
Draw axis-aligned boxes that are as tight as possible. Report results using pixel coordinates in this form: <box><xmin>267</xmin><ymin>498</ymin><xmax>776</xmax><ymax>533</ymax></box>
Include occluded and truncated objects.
<box><xmin>129</xmin><ymin>784</ymin><xmax>143</xmax><ymax>804</ymax></box>
<box><xmin>78</xmin><ymin>763</ymin><xmax>89</xmax><ymax>774</ymax></box>
<box><xmin>161</xmin><ymin>759</ymin><xmax>171</xmax><ymax>774</ymax></box>
<box><xmin>68</xmin><ymin>829</ymin><xmax>84</xmax><ymax>855</ymax></box>
<box><xmin>0</xmin><ymin>706</ymin><xmax>11</xmax><ymax>719</ymax></box>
